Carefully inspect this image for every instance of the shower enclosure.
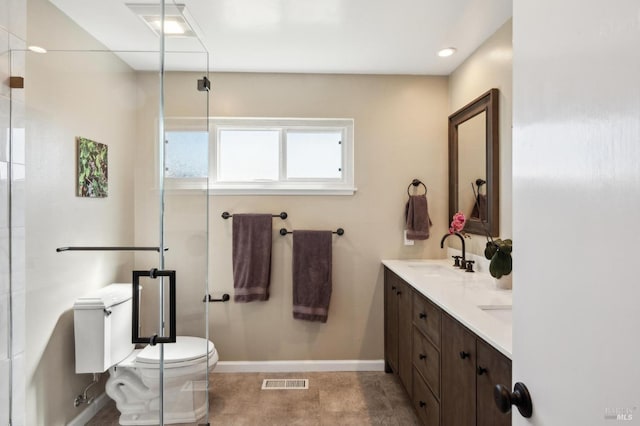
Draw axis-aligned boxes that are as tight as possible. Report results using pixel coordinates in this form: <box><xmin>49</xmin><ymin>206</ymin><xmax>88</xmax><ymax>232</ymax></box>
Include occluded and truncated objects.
<box><xmin>5</xmin><ymin>1</ymin><xmax>213</xmax><ymax>424</ymax></box>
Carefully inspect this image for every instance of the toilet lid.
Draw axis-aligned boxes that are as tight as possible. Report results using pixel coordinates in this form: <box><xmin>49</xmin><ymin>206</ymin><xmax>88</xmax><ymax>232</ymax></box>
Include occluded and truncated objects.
<box><xmin>136</xmin><ymin>336</ymin><xmax>215</xmax><ymax>368</ymax></box>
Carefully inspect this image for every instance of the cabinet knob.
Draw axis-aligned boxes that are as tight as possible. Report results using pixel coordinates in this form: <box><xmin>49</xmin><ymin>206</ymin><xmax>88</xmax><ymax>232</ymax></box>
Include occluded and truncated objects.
<box><xmin>419</xmin><ymin>312</ymin><xmax>427</xmax><ymax>319</ymax></box>
<box><xmin>459</xmin><ymin>351</ymin><xmax>470</xmax><ymax>359</ymax></box>
<box><xmin>396</xmin><ymin>291</ymin><xmax>402</xmax><ymax>295</ymax></box>
<box><xmin>477</xmin><ymin>366</ymin><xmax>488</xmax><ymax>375</ymax></box>
<box><xmin>494</xmin><ymin>382</ymin><xmax>533</xmax><ymax>418</ymax></box>
<box><xmin>391</xmin><ymin>286</ymin><xmax>396</xmax><ymax>291</ymax></box>
<box><xmin>419</xmin><ymin>401</ymin><xmax>426</xmax><ymax>408</ymax></box>
<box><xmin>419</xmin><ymin>353</ymin><xmax>427</xmax><ymax>360</ymax></box>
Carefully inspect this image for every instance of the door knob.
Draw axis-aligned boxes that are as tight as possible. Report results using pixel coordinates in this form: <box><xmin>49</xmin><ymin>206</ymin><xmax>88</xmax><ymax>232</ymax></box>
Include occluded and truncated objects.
<box><xmin>494</xmin><ymin>382</ymin><xmax>533</xmax><ymax>418</ymax></box>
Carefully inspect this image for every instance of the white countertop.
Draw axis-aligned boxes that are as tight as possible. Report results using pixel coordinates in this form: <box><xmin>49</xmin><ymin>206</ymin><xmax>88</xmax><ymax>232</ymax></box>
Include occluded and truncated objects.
<box><xmin>382</xmin><ymin>259</ymin><xmax>512</xmax><ymax>359</ymax></box>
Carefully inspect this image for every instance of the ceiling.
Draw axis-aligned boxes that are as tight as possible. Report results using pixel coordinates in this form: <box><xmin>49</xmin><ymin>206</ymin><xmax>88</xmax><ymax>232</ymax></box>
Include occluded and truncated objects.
<box><xmin>49</xmin><ymin>0</ymin><xmax>512</xmax><ymax>75</ymax></box>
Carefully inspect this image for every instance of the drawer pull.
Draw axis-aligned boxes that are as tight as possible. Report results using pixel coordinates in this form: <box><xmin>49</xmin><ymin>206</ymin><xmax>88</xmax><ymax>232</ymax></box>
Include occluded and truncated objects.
<box><xmin>419</xmin><ymin>353</ymin><xmax>427</xmax><ymax>360</ymax></box>
<box><xmin>477</xmin><ymin>366</ymin><xmax>488</xmax><ymax>376</ymax></box>
<box><xmin>459</xmin><ymin>351</ymin><xmax>470</xmax><ymax>359</ymax></box>
<box><xmin>419</xmin><ymin>312</ymin><xmax>427</xmax><ymax>319</ymax></box>
<box><xmin>419</xmin><ymin>400</ymin><xmax>426</xmax><ymax>408</ymax></box>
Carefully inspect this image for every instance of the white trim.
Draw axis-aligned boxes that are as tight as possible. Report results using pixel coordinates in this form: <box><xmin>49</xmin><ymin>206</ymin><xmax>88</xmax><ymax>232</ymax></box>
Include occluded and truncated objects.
<box><xmin>208</xmin><ymin>186</ymin><xmax>357</xmax><ymax>196</ymax></box>
<box><xmin>213</xmin><ymin>359</ymin><xmax>385</xmax><ymax>373</ymax></box>
<box><xmin>66</xmin><ymin>392</ymin><xmax>110</xmax><ymax>426</ymax></box>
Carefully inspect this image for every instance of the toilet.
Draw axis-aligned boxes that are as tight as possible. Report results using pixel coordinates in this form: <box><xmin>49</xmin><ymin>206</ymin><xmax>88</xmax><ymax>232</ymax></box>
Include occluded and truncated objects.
<box><xmin>73</xmin><ymin>283</ymin><xmax>218</xmax><ymax>425</ymax></box>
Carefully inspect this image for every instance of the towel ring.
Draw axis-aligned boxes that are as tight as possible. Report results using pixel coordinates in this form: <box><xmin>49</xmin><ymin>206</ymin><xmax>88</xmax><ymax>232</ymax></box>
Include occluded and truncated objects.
<box><xmin>407</xmin><ymin>179</ymin><xmax>427</xmax><ymax>196</ymax></box>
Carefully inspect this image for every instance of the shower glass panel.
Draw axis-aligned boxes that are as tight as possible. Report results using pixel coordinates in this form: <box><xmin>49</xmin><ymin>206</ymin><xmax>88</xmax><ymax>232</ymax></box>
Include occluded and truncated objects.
<box><xmin>22</xmin><ymin>26</ymin><xmax>210</xmax><ymax>426</ymax></box>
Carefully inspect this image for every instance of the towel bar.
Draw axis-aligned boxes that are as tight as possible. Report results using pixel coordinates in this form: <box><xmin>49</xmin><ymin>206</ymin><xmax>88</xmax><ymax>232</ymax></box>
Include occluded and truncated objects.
<box><xmin>279</xmin><ymin>228</ymin><xmax>344</xmax><ymax>236</ymax></box>
<box><xmin>222</xmin><ymin>211</ymin><xmax>288</xmax><ymax>220</ymax></box>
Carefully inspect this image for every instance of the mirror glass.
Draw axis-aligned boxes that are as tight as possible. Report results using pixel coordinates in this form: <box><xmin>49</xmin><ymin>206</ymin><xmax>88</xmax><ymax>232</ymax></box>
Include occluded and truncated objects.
<box><xmin>458</xmin><ymin>112</ymin><xmax>487</xmax><ymax>221</ymax></box>
<box><xmin>448</xmin><ymin>89</ymin><xmax>499</xmax><ymax>236</ymax></box>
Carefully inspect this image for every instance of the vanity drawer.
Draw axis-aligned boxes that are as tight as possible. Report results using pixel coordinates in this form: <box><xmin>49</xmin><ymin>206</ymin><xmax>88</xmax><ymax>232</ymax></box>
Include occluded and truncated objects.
<box><xmin>413</xmin><ymin>368</ymin><xmax>440</xmax><ymax>426</ymax></box>
<box><xmin>413</xmin><ymin>293</ymin><xmax>442</xmax><ymax>347</ymax></box>
<box><xmin>413</xmin><ymin>327</ymin><xmax>440</xmax><ymax>398</ymax></box>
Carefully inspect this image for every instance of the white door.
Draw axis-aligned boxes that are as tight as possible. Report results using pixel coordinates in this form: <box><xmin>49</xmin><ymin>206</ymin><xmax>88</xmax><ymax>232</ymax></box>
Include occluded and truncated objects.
<box><xmin>512</xmin><ymin>0</ymin><xmax>640</xmax><ymax>424</ymax></box>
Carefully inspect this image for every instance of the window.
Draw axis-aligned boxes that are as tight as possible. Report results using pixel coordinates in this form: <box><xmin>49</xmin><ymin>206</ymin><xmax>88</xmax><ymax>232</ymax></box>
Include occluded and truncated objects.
<box><xmin>164</xmin><ymin>117</ymin><xmax>355</xmax><ymax>195</ymax></box>
<box><xmin>165</xmin><ymin>131</ymin><xmax>208</xmax><ymax>179</ymax></box>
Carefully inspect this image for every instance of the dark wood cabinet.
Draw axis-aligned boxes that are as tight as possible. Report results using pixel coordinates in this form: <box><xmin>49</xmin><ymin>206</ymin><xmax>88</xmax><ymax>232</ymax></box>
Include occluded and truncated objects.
<box><xmin>442</xmin><ymin>313</ymin><xmax>512</xmax><ymax>426</ymax></box>
<box><xmin>384</xmin><ymin>268</ymin><xmax>412</xmax><ymax>393</ymax></box>
<box><xmin>442</xmin><ymin>314</ymin><xmax>476</xmax><ymax>426</ymax></box>
<box><xmin>476</xmin><ymin>339</ymin><xmax>512</xmax><ymax>426</ymax></box>
<box><xmin>384</xmin><ymin>266</ymin><xmax>512</xmax><ymax>426</ymax></box>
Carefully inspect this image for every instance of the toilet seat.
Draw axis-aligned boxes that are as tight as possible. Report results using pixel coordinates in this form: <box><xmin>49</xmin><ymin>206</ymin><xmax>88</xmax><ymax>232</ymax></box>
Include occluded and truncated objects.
<box><xmin>135</xmin><ymin>336</ymin><xmax>215</xmax><ymax>369</ymax></box>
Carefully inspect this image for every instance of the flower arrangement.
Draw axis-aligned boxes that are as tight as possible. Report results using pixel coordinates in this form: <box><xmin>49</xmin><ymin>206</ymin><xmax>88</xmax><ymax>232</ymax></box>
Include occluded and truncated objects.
<box><xmin>449</xmin><ymin>210</ymin><xmax>512</xmax><ymax>279</ymax></box>
<box><xmin>449</xmin><ymin>211</ymin><xmax>466</xmax><ymax>234</ymax></box>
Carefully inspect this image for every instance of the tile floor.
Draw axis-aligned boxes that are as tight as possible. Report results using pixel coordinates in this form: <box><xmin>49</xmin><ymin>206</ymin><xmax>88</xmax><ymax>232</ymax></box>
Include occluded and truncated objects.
<box><xmin>87</xmin><ymin>371</ymin><xmax>420</xmax><ymax>425</ymax></box>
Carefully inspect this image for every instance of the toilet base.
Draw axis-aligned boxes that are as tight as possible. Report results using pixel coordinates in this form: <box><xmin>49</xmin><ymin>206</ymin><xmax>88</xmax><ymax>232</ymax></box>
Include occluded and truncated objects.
<box><xmin>105</xmin><ymin>349</ymin><xmax>217</xmax><ymax>425</ymax></box>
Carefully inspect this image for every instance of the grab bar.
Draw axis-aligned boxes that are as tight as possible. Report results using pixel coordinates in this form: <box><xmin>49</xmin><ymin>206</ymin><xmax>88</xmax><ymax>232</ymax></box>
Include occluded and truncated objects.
<box><xmin>56</xmin><ymin>246</ymin><xmax>168</xmax><ymax>252</ymax></box>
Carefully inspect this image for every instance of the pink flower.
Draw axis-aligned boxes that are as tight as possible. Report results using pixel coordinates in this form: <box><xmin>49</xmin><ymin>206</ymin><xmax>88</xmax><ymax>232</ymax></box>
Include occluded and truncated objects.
<box><xmin>449</xmin><ymin>211</ymin><xmax>466</xmax><ymax>234</ymax></box>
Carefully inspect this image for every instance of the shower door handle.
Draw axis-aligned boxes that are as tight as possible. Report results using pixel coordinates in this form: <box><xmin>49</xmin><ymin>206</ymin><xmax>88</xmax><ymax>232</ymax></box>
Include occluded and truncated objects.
<box><xmin>132</xmin><ymin>269</ymin><xmax>177</xmax><ymax>345</ymax></box>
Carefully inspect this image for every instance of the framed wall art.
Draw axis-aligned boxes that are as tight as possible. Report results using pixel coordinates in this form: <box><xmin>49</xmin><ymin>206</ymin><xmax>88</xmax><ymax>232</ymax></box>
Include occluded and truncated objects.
<box><xmin>76</xmin><ymin>137</ymin><xmax>108</xmax><ymax>197</ymax></box>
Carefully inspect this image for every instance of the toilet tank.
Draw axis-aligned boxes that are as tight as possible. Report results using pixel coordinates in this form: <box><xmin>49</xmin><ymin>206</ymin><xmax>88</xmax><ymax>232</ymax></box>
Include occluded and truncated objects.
<box><xmin>73</xmin><ymin>283</ymin><xmax>135</xmax><ymax>374</ymax></box>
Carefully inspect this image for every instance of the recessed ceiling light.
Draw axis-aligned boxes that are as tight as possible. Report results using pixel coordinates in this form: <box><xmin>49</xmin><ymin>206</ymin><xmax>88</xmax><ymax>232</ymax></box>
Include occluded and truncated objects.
<box><xmin>437</xmin><ymin>47</ymin><xmax>457</xmax><ymax>58</ymax></box>
<box><xmin>28</xmin><ymin>45</ymin><xmax>47</xmax><ymax>53</ymax></box>
<box><xmin>127</xmin><ymin>3</ymin><xmax>197</xmax><ymax>38</ymax></box>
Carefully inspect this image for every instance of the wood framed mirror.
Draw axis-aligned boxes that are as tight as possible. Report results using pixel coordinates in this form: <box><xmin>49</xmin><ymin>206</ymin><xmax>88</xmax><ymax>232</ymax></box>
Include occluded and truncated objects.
<box><xmin>448</xmin><ymin>88</ymin><xmax>499</xmax><ymax>236</ymax></box>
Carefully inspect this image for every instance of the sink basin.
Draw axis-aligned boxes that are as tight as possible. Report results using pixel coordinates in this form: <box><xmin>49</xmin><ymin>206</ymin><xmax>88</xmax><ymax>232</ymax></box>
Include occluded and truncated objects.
<box><xmin>478</xmin><ymin>305</ymin><xmax>512</xmax><ymax>323</ymax></box>
<box><xmin>407</xmin><ymin>263</ymin><xmax>459</xmax><ymax>277</ymax></box>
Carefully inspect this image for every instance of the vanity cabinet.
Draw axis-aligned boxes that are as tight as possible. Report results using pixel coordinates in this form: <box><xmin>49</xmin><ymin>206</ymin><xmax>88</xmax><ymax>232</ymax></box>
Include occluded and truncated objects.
<box><xmin>412</xmin><ymin>293</ymin><xmax>442</xmax><ymax>425</ymax></box>
<box><xmin>384</xmin><ymin>268</ymin><xmax>412</xmax><ymax>393</ymax></box>
<box><xmin>442</xmin><ymin>313</ymin><xmax>512</xmax><ymax>426</ymax></box>
<box><xmin>383</xmin><ymin>266</ymin><xmax>512</xmax><ymax>426</ymax></box>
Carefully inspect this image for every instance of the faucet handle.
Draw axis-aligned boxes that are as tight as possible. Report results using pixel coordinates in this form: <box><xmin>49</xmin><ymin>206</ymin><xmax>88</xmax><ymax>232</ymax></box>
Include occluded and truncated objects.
<box><xmin>465</xmin><ymin>260</ymin><xmax>475</xmax><ymax>273</ymax></box>
<box><xmin>452</xmin><ymin>255</ymin><xmax>462</xmax><ymax>267</ymax></box>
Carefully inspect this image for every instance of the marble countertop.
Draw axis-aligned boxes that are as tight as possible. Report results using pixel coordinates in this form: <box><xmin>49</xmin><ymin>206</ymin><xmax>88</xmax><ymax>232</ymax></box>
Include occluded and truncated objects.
<box><xmin>382</xmin><ymin>258</ymin><xmax>512</xmax><ymax>359</ymax></box>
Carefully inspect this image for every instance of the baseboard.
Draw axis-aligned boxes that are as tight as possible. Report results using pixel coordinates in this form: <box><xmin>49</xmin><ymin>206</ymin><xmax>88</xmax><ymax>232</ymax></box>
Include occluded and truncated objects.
<box><xmin>214</xmin><ymin>359</ymin><xmax>385</xmax><ymax>373</ymax></box>
<box><xmin>67</xmin><ymin>392</ymin><xmax>109</xmax><ymax>426</ymax></box>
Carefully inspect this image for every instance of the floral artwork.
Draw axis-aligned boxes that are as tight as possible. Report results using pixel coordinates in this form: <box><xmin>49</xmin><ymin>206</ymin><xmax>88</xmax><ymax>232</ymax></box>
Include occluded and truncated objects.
<box><xmin>76</xmin><ymin>137</ymin><xmax>108</xmax><ymax>197</ymax></box>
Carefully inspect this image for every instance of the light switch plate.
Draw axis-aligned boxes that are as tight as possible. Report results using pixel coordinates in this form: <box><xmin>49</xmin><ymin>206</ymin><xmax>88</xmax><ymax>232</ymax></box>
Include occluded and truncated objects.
<box><xmin>403</xmin><ymin>230</ymin><xmax>414</xmax><ymax>246</ymax></box>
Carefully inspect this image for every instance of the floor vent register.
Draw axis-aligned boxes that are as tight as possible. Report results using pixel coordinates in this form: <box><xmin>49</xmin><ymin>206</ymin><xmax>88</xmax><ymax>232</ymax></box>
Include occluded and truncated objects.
<box><xmin>261</xmin><ymin>379</ymin><xmax>309</xmax><ymax>390</ymax></box>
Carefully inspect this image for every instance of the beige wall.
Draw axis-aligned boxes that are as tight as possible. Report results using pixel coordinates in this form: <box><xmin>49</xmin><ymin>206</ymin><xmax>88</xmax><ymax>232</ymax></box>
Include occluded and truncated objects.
<box><xmin>25</xmin><ymin>0</ymin><xmax>137</xmax><ymax>424</ymax></box>
<box><xmin>134</xmin><ymin>72</ymin><xmax>450</xmax><ymax>361</ymax></box>
<box><xmin>448</xmin><ymin>19</ymin><xmax>513</xmax><ymax>255</ymax></box>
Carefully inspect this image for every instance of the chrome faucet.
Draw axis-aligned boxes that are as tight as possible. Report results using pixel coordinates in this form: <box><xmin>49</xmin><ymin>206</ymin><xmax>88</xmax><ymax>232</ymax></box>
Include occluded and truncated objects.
<box><xmin>440</xmin><ymin>232</ymin><xmax>466</xmax><ymax>269</ymax></box>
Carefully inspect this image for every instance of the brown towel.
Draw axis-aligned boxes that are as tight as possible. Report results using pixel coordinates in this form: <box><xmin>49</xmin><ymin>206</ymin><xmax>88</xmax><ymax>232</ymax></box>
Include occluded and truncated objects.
<box><xmin>471</xmin><ymin>194</ymin><xmax>488</xmax><ymax>221</ymax></box>
<box><xmin>292</xmin><ymin>231</ymin><xmax>333</xmax><ymax>323</ymax></box>
<box><xmin>405</xmin><ymin>194</ymin><xmax>433</xmax><ymax>240</ymax></box>
<box><xmin>232</xmin><ymin>214</ymin><xmax>272</xmax><ymax>302</ymax></box>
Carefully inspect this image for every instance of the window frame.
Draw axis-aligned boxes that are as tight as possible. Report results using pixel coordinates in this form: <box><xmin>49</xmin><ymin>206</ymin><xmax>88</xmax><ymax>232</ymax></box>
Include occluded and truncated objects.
<box><xmin>210</xmin><ymin>117</ymin><xmax>355</xmax><ymax>195</ymax></box>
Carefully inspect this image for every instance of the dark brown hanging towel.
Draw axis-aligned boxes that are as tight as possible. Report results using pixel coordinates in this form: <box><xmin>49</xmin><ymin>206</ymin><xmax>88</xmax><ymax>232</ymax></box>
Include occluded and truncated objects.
<box><xmin>232</xmin><ymin>214</ymin><xmax>272</xmax><ymax>302</ymax></box>
<box><xmin>405</xmin><ymin>194</ymin><xmax>433</xmax><ymax>240</ymax></box>
<box><xmin>292</xmin><ymin>230</ymin><xmax>333</xmax><ymax>323</ymax></box>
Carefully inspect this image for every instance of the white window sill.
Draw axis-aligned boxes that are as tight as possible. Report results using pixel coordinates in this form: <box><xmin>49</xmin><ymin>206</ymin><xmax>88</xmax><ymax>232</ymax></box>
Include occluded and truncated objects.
<box><xmin>208</xmin><ymin>185</ymin><xmax>357</xmax><ymax>196</ymax></box>
<box><xmin>163</xmin><ymin>180</ymin><xmax>357</xmax><ymax>196</ymax></box>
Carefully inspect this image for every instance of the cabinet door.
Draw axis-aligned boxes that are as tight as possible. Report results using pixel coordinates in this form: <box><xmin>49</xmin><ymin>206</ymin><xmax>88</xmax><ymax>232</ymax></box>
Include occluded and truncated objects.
<box><xmin>476</xmin><ymin>339</ymin><xmax>512</xmax><ymax>426</ymax></box>
<box><xmin>441</xmin><ymin>314</ymin><xmax>476</xmax><ymax>426</ymax></box>
<box><xmin>384</xmin><ymin>268</ymin><xmax>399</xmax><ymax>373</ymax></box>
<box><xmin>397</xmin><ymin>279</ymin><xmax>412</xmax><ymax>393</ymax></box>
